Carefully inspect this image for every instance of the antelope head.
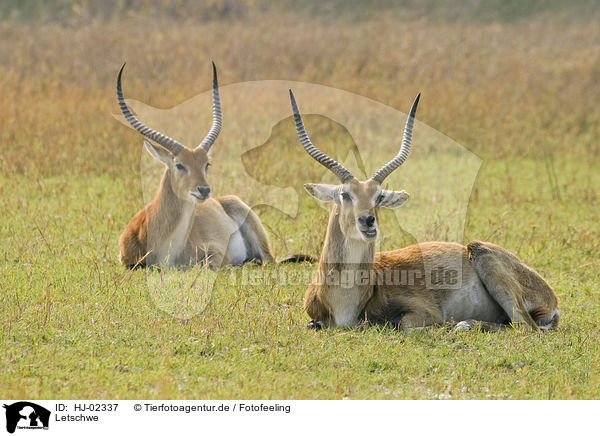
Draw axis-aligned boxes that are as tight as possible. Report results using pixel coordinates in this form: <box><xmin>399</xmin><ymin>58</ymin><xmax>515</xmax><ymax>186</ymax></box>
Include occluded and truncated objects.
<box><xmin>289</xmin><ymin>90</ymin><xmax>420</xmax><ymax>241</ymax></box>
<box><xmin>117</xmin><ymin>62</ymin><xmax>222</xmax><ymax>203</ymax></box>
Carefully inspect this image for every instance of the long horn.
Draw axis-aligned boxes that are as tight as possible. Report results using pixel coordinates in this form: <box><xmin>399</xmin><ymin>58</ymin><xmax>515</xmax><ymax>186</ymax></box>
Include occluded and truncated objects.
<box><xmin>196</xmin><ymin>62</ymin><xmax>222</xmax><ymax>152</ymax></box>
<box><xmin>289</xmin><ymin>89</ymin><xmax>354</xmax><ymax>183</ymax></box>
<box><xmin>116</xmin><ymin>63</ymin><xmax>185</xmax><ymax>155</ymax></box>
<box><xmin>371</xmin><ymin>93</ymin><xmax>420</xmax><ymax>184</ymax></box>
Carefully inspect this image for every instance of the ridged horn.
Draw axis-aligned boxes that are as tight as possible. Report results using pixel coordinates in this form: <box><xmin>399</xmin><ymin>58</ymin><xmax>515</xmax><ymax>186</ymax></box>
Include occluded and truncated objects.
<box><xmin>196</xmin><ymin>62</ymin><xmax>222</xmax><ymax>152</ymax></box>
<box><xmin>371</xmin><ymin>93</ymin><xmax>420</xmax><ymax>184</ymax></box>
<box><xmin>289</xmin><ymin>89</ymin><xmax>354</xmax><ymax>183</ymax></box>
<box><xmin>116</xmin><ymin>63</ymin><xmax>185</xmax><ymax>155</ymax></box>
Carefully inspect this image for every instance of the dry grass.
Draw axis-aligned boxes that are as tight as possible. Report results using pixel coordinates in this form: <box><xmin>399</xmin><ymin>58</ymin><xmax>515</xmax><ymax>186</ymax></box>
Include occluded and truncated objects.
<box><xmin>1</xmin><ymin>9</ymin><xmax>599</xmax><ymax>177</ymax></box>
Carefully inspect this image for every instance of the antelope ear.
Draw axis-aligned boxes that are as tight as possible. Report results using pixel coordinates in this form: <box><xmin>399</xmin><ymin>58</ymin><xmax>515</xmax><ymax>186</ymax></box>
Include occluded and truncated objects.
<box><xmin>144</xmin><ymin>140</ymin><xmax>173</xmax><ymax>166</ymax></box>
<box><xmin>379</xmin><ymin>190</ymin><xmax>409</xmax><ymax>209</ymax></box>
<box><xmin>304</xmin><ymin>183</ymin><xmax>339</xmax><ymax>203</ymax></box>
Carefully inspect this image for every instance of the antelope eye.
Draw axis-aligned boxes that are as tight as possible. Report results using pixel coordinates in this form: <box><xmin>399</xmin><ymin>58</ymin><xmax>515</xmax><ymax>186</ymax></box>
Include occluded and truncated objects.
<box><xmin>376</xmin><ymin>194</ymin><xmax>385</xmax><ymax>204</ymax></box>
<box><xmin>341</xmin><ymin>192</ymin><xmax>352</xmax><ymax>202</ymax></box>
<box><xmin>175</xmin><ymin>163</ymin><xmax>187</xmax><ymax>172</ymax></box>
<box><xmin>205</xmin><ymin>162</ymin><xmax>211</xmax><ymax>171</ymax></box>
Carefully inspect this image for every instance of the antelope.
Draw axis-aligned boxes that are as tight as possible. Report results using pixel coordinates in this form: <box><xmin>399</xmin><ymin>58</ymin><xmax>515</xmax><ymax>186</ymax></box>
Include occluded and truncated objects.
<box><xmin>117</xmin><ymin>63</ymin><xmax>276</xmax><ymax>268</ymax></box>
<box><xmin>289</xmin><ymin>90</ymin><xmax>559</xmax><ymax>331</ymax></box>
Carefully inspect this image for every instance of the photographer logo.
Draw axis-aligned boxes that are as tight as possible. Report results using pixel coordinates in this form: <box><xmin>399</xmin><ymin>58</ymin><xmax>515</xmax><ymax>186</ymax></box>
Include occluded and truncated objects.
<box><xmin>3</xmin><ymin>402</ymin><xmax>50</xmax><ymax>434</ymax></box>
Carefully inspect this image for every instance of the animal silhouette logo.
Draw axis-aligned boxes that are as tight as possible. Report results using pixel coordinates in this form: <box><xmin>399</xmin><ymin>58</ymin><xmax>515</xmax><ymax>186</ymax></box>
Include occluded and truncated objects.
<box><xmin>116</xmin><ymin>79</ymin><xmax>481</xmax><ymax>317</ymax></box>
<box><xmin>3</xmin><ymin>402</ymin><xmax>50</xmax><ymax>434</ymax></box>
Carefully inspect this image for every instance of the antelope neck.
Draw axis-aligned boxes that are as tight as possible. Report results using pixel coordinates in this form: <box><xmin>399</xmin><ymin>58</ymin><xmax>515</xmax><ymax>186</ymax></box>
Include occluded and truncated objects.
<box><xmin>149</xmin><ymin>170</ymin><xmax>196</xmax><ymax>265</ymax></box>
<box><xmin>315</xmin><ymin>205</ymin><xmax>376</xmax><ymax>327</ymax></box>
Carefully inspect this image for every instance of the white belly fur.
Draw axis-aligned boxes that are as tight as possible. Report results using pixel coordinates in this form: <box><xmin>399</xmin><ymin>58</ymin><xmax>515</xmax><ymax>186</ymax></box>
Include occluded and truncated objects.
<box><xmin>227</xmin><ymin>229</ymin><xmax>247</xmax><ymax>266</ymax></box>
<box><xmin>441</xmin><ymin>274</ymin><xmax>506</xmax><ymax>323</ymax></box>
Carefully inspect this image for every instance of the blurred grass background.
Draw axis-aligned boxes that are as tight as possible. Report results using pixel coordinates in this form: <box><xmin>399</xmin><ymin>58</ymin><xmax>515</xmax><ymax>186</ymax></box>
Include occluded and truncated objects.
<box><xmin>0</xmin><ymin>1</ymin><xmax>598</xmax><ymax>399</ymax></box>
<box><xmin>1</xmin><ymin>0</ymin><xmax>599</xmax><ymax>176</ymax></box>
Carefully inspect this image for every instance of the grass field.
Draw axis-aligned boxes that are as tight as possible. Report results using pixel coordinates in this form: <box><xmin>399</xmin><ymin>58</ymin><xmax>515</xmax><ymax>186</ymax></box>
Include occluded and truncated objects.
<box><xmin>1</xmin><ymin>1</ymin><xmax>599</xmax><ymax>399</ymax></box>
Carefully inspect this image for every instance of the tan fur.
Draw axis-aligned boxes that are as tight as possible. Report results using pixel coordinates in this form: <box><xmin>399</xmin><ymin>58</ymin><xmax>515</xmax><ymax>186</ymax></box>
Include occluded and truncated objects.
<box><xmin>304</xmin><ymin>183</ymin><xmax>560</xmax><ymax>331</ymax></box>
<box><xmin>294</xmin><ymin>92</ymin><xmax>558</xmax><ymax>331</ymax></box>
<box><xmin>119</xmin><ymin>145</ymin><xmax>274</xmax><ymax>269</ymax></box>
<box><xmin>218</xmin><ymin>195</ymin><xmax>275</xmax><ymax>263</ymax></box>
<box><xmin>466</xmin><ymin>240</ymin><xmax>559</xmax><ymax>329</ymax></box>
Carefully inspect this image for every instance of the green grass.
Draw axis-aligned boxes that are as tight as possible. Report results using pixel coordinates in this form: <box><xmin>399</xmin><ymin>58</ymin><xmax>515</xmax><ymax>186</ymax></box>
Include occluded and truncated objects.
<box><xmin>1</xmin><ymin>152</ymin><xmax>598</xmax><ymax>399</ymax></box>
<box><xmin>1</xmin><ymin>2</ymin><xmax>599</xmax><ymax>399</ymax></box>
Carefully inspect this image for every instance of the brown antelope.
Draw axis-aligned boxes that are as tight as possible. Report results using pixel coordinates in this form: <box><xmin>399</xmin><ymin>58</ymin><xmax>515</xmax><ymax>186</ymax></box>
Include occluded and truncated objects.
<box><xmin>289</xmin><ymin>90</ymin><xmax>559</xmax><ymax>331</ymax></box>
<box><xmin>116</xmin><ymin>63</ymin><xmax>276</xmax><ymax>268</ymax></box>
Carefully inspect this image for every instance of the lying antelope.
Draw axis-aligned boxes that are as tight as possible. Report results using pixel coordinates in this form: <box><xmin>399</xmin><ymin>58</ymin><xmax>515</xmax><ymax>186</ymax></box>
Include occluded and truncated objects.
<box><xmin>117</xmin><ymin>63</ymin><xmax>276</xmax><ymax>268</ymax></box>
<box><xmin>289</xmin><ymin>90</ymin><xmax>559</xmax><ymax>331</ymax></box>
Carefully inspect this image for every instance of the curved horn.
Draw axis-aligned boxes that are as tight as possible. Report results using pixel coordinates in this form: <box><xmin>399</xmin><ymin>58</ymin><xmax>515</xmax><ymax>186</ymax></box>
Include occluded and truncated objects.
<box><xmin>371</xmin><ymin>93</ymin><xmax>420</xmax><ymax>184</ymax></box>
<box><xmin>116</xmin><ymin>63</ymin><xmax>185</xmax><ymax>155</ymax></box>
<box><xmin>289</xmin><ymin>89</ymin><xmax>354</xmax><ymax>183</ymax></box>
<box><xmin>196</xmin><ymin>62</ymin><xmax>222</xmax><ymax>152</ymax></box>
